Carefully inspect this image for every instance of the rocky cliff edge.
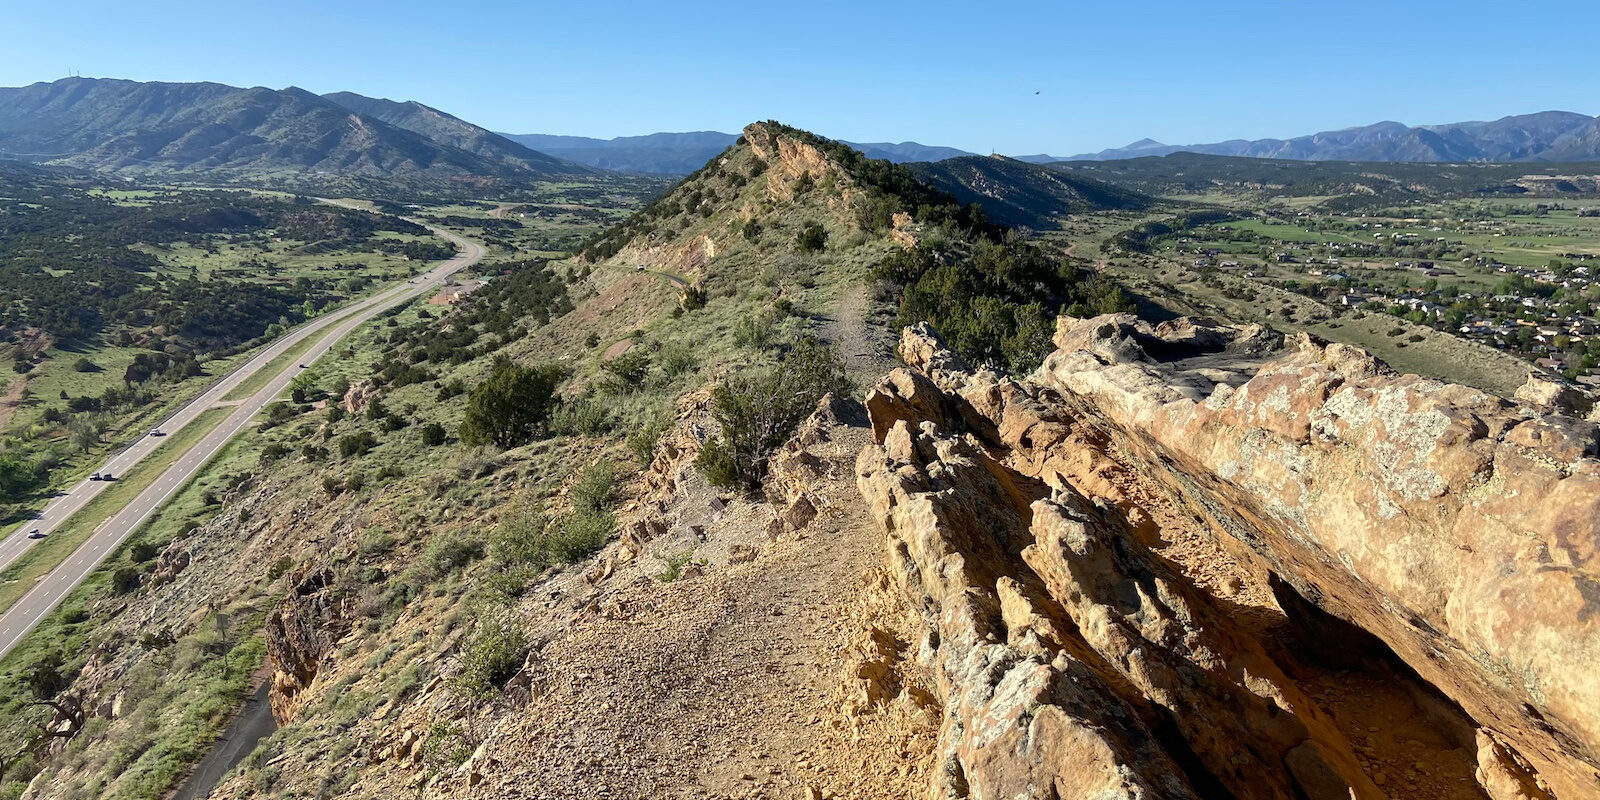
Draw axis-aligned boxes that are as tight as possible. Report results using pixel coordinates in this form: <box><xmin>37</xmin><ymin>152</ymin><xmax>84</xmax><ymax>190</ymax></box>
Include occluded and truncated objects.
<box><xmin>857</xmin><ymin>315</ymin><xmax>1599</xmax><ymax>799</ymax></box>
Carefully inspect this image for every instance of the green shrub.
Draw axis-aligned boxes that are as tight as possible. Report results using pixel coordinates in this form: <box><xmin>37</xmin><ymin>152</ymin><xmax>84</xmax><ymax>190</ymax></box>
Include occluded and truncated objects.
<box><xmin>424</xmin><ymin>531</ymin><xmax>485</xmax><ymax>575</ymax></box>
<box><xmin>545</xmin><ymin>511</ymin><xmax>613</xmax><ymax>564</ymax></box>
<box><xmin>570</xmin><ymin>463</ymin><xmax>614</xmax><ymax>515</ymax></box>
<box><xmin>601</xmin><ymin>349</ymin><xmax>651</xmax><ymax>392</ymax></box>
<box><xmin>338</xmin><ymin>431</ymin><xmax>378</xmax><ymax>458</ymax></box>
<box><xmin>357</xmin><ymin>527</ymin><xmax>396</xmax><ymax>557</ymax></box>
<box><xmin>419</xmin><ymin>422</ymin><xmax>447</xmax><ymax>446</ymax></box>
<box><xmin>111</xmin><ymin>567</ymin><xmax>141</xmax><ymax>594</ymax></box>
<box><xmin>882</xmin><ymin>239</ymin><xmax>1131</xmax><ymax>373</ymax></box>
<box><xmin>655</xmin><ymin>550</ymin><xmax>696</xmax><ymax>582</ymax></box>
<box><xmin>655</xmin><ymin>341</ymin><xmax>696</xmax><ymax>381</ymax></box>
<box><xmin>695</xmin><ymin>339</ymin><xmax>850</xmax><ymax>491</ymax></box>
<box><xmin>550</xmin><ymin>397</ymin><xmax>612</xmax><ymax>436</ymax></box>
<box><xmin>694</xmin><ymin>438</ymin><xmax>741</xmax><ymax>488</ymax></box>
<box><xmin>452</xmin><ymin>609</ymin><xmax>528</xmax><ymax>698</ymax></box>
<box><xmin>627</xmin><ymin>411</ymin><xmax>674</xmax><ymax>466</ymax></box>
<box><xmin>459</xmin><ymin>363</ymin><xmax>564</xmax><ymax>448</ymax></box>
<box><xmin>488</xmin><ymin>469</ymin><xmax>615</xmax><ymax>573</ymax></box>
<box><xmin>420</xmin><ymin>722</ymin><xmax>475</xmax><ymax>771</ymax></box>
<box><xmin>795</xmin><ymin>222</ymin><xmax>827</xmax><ymax>252</ymax></box>
<box><xmin>732</xmin><ymin>314</ymin><xmax>775</xmax><ymax>351</ymax></box>
<box><xmin>489</xmin><ymin>501</ymin><xmax>551</xmax><ymax>567</ymax></box>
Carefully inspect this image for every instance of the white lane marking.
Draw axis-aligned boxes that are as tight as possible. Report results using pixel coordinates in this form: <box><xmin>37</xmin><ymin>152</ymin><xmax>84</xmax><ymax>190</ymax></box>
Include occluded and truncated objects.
<box><xmin>0</xmin><ymin>217</ymin><xmax>474</xmax><ymax>658</ymax></box>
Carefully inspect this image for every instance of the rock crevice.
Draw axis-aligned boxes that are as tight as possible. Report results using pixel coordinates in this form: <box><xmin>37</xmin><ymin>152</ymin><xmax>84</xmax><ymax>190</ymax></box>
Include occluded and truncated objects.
<box><xmin>858</xmin><ymin>317</ymin><xmax>1600</xmax><ymax>799</ymax></box>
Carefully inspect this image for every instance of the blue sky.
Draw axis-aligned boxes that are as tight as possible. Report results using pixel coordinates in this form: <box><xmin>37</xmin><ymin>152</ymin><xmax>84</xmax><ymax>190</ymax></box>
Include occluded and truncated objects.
<box><xmin>4</xmin><ymin>0</ymin><xmax>1597</xmax><ymax>155</ymax></box>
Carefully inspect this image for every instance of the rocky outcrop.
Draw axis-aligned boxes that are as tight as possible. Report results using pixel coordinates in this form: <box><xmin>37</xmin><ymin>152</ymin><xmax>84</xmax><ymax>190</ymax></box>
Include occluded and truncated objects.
<box><xmin>743</xmin><ymin>122</ymin><xmax>858</xmax><ymax>207</ymax></box>
<box><xmin>858</xmin><ymin>412</ymin><xmax>1380</xmax><ymax>799</ymax></box>
<box><xmin>1039</xmin><ymin>314</ymin><xmax>1600</xmax><ymax>799</ymax></box>
<box><xmin>265</xmin><ymin>565</ymin><xmax>348</xmax><ymax>723</ymax></box>
<box><xmin>864</xmin><ymin>317</ymin><xmax>1600</xmax><ymax>799</ymax></box>
<box><xmin>147</xmin><ymin>541</ymin><xmax>191</xmax><ymax>585</ymax></box>
<box><xmin>342</xmin><ymin>380</ymin><xmax>378</xmax><ymax>415</ymax></box>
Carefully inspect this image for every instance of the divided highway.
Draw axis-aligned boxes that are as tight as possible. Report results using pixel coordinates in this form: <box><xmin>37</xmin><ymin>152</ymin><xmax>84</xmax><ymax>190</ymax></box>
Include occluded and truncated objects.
<box><xmin>0</xmin><ymin>215</ymin><xmax>484</xmax><ymax>660</ymax></box>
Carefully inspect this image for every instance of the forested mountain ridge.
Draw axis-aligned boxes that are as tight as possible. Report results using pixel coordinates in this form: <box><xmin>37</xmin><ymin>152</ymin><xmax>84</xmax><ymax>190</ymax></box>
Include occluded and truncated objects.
<box><xmin>906</xmin><ymin>154</ymin><xmax>1152</xmax><ymax>229</ymax></box>
<box><xmin>319</xmin><ymin>92</ymin><xmax>583</xmax><ymax>176</ymax></box>
<box><xmin>0</xmin><ymin>77</ymin><xmax>592</xmax><ymax>182</ymax></box>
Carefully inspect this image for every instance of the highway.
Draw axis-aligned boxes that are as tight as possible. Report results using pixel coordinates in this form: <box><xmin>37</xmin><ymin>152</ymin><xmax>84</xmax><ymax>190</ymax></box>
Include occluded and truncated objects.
<box><xmin>0</xmin><ymin>212</ymin><xmax>483</xmax><ymax>660</ymax></box>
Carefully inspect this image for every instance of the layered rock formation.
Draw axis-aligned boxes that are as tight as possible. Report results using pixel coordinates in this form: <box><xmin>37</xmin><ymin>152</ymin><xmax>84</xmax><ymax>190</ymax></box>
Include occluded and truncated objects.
<box><xmin>857</xmin><ymin>317</ymin><xmax>1599</xmax><ymax>799</ymax></box>
<box><xmin>266</xmin><ymin>565</ymin><xmax>349</xmax><ymax>723</ymax></box>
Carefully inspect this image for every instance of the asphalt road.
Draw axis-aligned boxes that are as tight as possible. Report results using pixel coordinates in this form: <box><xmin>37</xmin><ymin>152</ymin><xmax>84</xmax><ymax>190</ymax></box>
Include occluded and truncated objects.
<box><xmin>170</xmin><ymin>679</ymin><xmax>276</xmax><ymax>800</ymax></box>
<box><xmin>0</xmin><ymin>214</ymin><xmax>483</xmax><ymax>661</ymax></box>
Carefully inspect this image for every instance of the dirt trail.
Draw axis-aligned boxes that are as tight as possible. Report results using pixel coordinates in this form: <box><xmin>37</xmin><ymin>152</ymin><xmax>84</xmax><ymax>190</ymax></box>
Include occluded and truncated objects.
<box><xmin>819</xmin><ymin>284</ymin><xmax>896</xmax><ymax>381</ymax></box>
<box><xmin>358</xmin><ymin>416</ymin><xmax>934</xmax><ymax>800</ymax></box>
<box><xmin>0</xmin><ymin>375</ymin><xmax>28</xmax><ymax>428</ymax></box>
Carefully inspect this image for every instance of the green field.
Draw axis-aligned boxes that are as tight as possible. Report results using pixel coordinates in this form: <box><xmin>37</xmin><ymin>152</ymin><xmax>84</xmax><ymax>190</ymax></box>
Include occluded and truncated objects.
<box><xmin>131</xmin><ymin>228</ymin><xmax>435</xmax><ymax>284</ymax></box>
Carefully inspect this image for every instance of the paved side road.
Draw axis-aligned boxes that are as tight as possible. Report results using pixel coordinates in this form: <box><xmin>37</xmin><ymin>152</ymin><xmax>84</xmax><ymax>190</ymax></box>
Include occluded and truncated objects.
<box><xmin>0</xmin><ymin>216</ymin><xmax>484</xmax><ymax>661</ymax></box>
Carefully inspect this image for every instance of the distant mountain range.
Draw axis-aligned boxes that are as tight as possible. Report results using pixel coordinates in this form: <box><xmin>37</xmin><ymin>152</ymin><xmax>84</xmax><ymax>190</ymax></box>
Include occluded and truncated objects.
<box><xmin>4</xmin><ymin>76</ymin><xmax>1599</xmax><ymax>187</ymax></box>
<box><xmin>0</xmin><ymin>77</ymin><xmax>593</xmax><ymax>182</ymax></box>
<box><xmin>1023</xmin><ymin>111</ymin><xmax>1600</xmax><ymax>163</ymax></box>
<box><xmin>500</xmin><ymin>131</ymin><xmax>977</xmax><ymax>175</ymax></box>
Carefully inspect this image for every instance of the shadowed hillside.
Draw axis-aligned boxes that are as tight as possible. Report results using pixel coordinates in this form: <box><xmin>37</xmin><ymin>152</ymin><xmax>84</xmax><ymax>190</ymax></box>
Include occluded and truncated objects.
<box><xmin>907</xmin><ymin>154</ymin><xmax>1152</xmax><ymax>229</ymax></box>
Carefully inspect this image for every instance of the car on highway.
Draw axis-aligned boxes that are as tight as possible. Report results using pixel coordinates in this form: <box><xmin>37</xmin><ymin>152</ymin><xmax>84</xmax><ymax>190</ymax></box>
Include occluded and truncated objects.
<box><xmin>91</xmin><ymin>473</ymin><xmax>102</xmax><ymax>481</ymax></box>
<box><xmin>26</xmin><ymin>530</ymin><xmax>44</xmax><ymax>540</ymax></box>
<box><xmin>149</xmin><ymin>429</ymin><xmax>165</xmax><ymax>437</ymax></box>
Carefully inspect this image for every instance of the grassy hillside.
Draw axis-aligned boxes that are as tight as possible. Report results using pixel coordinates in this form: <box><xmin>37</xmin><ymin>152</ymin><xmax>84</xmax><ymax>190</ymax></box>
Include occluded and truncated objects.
<box><xmin>0</xmin><ymin>122</ymin><xmax>1135</xmax><ymax>799</ymax></box>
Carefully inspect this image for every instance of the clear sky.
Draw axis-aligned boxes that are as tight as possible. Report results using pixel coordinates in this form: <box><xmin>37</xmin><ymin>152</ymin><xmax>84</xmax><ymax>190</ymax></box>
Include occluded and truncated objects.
<box><xmin>4</xmin><ymin>0</ymin><xmax>1597</xmax><ymax>155</ymax></box>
